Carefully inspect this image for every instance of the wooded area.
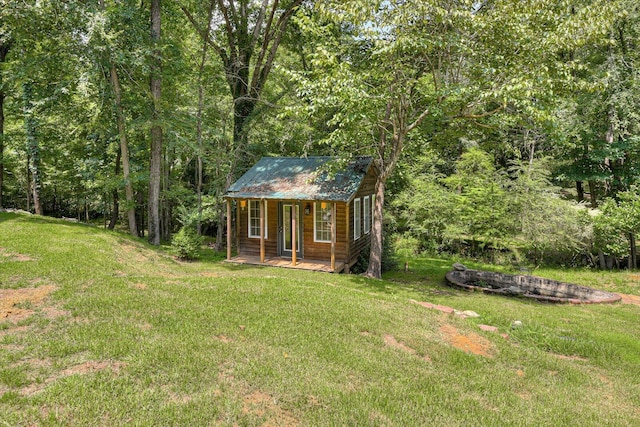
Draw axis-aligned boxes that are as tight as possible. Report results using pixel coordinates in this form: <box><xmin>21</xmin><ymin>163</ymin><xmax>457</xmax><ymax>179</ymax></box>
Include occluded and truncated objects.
<box><xmin>0</xmin><ymin>0</ymin><xmax>638</xmax><ymax>277</ymax></box>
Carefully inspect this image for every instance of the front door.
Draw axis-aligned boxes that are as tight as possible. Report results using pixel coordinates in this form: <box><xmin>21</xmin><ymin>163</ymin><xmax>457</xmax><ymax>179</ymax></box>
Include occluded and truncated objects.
<box><xmin>279</xmin><ymin>203</ymin><xmax>302</xmax><ymax>258</ymax></box>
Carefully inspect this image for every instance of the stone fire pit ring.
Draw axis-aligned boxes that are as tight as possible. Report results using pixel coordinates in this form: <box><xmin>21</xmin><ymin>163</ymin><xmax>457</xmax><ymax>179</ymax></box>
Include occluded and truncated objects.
<box><xmin>445</xmin><ymin>266</ymin><xmax>621</xmax><ymax>304</ymax></box>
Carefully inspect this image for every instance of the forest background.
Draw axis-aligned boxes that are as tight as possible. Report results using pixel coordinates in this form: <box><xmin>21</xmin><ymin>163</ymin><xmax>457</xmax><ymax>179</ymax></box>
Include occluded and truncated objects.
<box><xmin>0</xmin><ymin>0</ymin><xmax>639</xmax><ymax>277</ymax></box>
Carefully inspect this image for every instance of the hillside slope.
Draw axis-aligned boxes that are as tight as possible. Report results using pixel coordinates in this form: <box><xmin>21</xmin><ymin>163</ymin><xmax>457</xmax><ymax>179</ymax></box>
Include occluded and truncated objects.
<box><xmin>1</xmin><ymin>212</ymin><xmax>639</xmax><ymax>426</ymax></box>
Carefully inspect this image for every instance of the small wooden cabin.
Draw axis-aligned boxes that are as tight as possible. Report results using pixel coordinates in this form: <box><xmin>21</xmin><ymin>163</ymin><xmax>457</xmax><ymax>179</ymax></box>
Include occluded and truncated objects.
<box><xmin>224</xmin><ymin>156</ymin><xmax>377</xmax><ymax>273</ymax></box>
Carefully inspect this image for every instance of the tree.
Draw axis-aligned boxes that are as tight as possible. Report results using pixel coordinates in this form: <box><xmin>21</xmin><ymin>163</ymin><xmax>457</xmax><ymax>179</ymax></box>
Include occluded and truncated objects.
<box><xmin>148</xmin><ymin>0</ymin><xmax>163</xmax><ymax>245</ymax></box>
<box><xmin>87</xmin><ymin>0</ymin><xmax>141</xmax><ymax>236</ymax></box>
<box><xmin>293</xmin><ymin>0</ymin><xmax>616</xmax><ymax>277</ymax></box>
<box><xmin>555</xmin><ymin>0</ymin><xmax>640</xmax><ymax>205</ymax></box>
<box><xmin>183</xmin><ymin>0</ymin><xmax>303</xmax><ymax>176</ymax></box>
<box><xmin>593</xmin><ymin>192</ymin><xmax>640</xmax><ymax>269</ymax></box>
<box><xmin>0</xmin><ymin>36</ymin><xmax>10</xmax><ymax>208</ymax></box>
<box><xmin>22</xmin><ymin>83</ymin><xmax>42</xmax><ymax>214</ymax></box>
<box><xmin>444</xmin><ymin>148</ymin><xmax>514</xmax><ymax>253</ymax></box>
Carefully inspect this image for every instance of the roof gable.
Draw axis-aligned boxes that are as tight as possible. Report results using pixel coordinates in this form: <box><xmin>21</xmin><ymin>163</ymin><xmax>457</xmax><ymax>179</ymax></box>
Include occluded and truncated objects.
<box><xmin>225</xmin><ymin>156</ymin><xmax>373</xmax><ymax>202</ymax></box>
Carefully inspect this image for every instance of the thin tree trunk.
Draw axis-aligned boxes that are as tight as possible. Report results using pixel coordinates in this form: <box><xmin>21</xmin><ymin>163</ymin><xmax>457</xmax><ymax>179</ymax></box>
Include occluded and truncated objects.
<box><xmin>136</xmin><ymin>189</ymin><xmax>145</xmax><ymax>237</ymax></box>
<box><xmin>366</xmin><ymin>178</ymin><xmax>386</xmax><ymax>279</ymax></box>
<box><xmin>195</xmin><ymin>4</ymin><xmax>213</xmax><ymax>236</ymax></box>
<box><xmin>629</xmin><ymin>233</ymin><xmax>637</xmax><ymax>270</ymax></box>
<box><xmin>109</xmin><ymin>65</ymin><xmax>138</xmax><ymax>236</ymax></box>
<box><xmin>25</xmin><ymin>155</ymin><xmax>30</xmax><ymax>212</ymax></box>
<box><xmin>23</xmin><ymin>83</ymin><xmax>42</xmax><ymax>215</ymax></box>
<box><xmin>0</xmin><ymin>42</ymin><xmax>8</xmax><ymax>209</ymax></box>
<box><xmin>576</xmin><ymin>181</ymin><xmax>584</xmax><ymax>203</ymax></box>
<box><xmin>108</xmin><ymin>145</ymin><xmax>121</xmax><ymax>230</ymax></box>
<box><xmin>148</xmin><ymin>0</ymin><xmax>162</xmax><ymax>245</ymax></box>
<box><xmin>215</xmin><ymin>206</ymin><xmax>225</xmax><ymax>251</ymax></box>
<box><xmin>160</xmin><ymin>144</ymin><xmax>172</xmax><ymax>241</ymax></box>
<box><xmin>0</xmin><ymin>78</ymin><xmax>4</xmax><ymax>210</ymax></box>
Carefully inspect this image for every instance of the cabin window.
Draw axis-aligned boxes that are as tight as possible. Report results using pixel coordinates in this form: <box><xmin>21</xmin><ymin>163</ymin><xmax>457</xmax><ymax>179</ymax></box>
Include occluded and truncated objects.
<box><xmin>248</xmin><ymin>200</ymin><xmax>267</xmax><ymax>239</ymax></box>
<box><xmin>354</xmin><ymin>198</ymin><xmax>362</xmax><ymax>240</ymax></box>
<box><xmin>363</xmin><ymin>196</ymin><xmax>371</xmax><ymax>234</ymax></box>
<box><xmin>314</xmin><ymin>202</ymin><xmax>332</xmax><ymax>243</ymax></box>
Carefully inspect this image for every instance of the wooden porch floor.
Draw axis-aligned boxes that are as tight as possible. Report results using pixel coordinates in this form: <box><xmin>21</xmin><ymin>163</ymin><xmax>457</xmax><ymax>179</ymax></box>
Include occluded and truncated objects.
<box><xmin>225</xmin><ymin>255</ymin><xmax>344</xmax><ymax>273</ymax></box>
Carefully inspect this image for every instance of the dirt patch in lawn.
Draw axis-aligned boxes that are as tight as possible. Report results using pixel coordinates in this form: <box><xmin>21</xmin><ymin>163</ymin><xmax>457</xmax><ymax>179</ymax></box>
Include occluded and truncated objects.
<box><xmin>383</xmin><ymin>334</ymin><xmax>431</xmax><ymax>362</ymax></box>
<box><xmin>214</xmin><ymin>334</ymin><xmax>233</xmax><ymax>343</ymax></box>
<box><xmin>440</xmin><ymin>324</ymin><xmax>493</xmax><ymax>357</ymax></box>
<box><xmin>20</xmin><ymin>360</ymin><xmax>127</xmax><ymax>396</ymax></box>
<box><xmin>60</xmin><ymin>360</ymin><xmax>126</xmax><ymax>376</ymax></box>
<box><xmin>618</xmin><ymin>293</ymin><xmax>640</xmax><ymax>306</ymax></box>
<box><xmin>117</xmin><ymin>242</ymin><xmax>150</xmax><ymax>263</ymax></box>
<box><xmin>549</xmin><ymin>352</ymin><xmax>588</xmax><ymax>362</ymax></box>
<box><xmin>242</xmin><ymin>390</ymin><xmax>299</xmax><ymax>427</ymax></box>
<box><xmin>200</xmin><ymin>272</ymin><xmax>220</xmax><ymax>278</ymax></box>
<box><xmin>0</xmin><ymin>247</ymin><xmax>35</xmax><ymax>262</ymax></box>
<box><xmin>0</xmin><ymin>285</ymin><xmax>58</xmax><ymax>322</ymax></box>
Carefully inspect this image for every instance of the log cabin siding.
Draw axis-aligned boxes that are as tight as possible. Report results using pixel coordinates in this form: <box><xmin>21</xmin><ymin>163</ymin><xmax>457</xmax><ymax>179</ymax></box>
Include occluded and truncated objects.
<box><xmin>347</xmin><ymin>165</ymin><xmax>377</xmax><ymax>265</ymax></box>
<box><xmin>302</xmin><ymin>201</ymin><xmax>348</xmax><ymax>260</ymax></box>
<box><xmin>238</xmin><ymin>200</ymin><xmax>278</xmax><ymax>258</ymax></box>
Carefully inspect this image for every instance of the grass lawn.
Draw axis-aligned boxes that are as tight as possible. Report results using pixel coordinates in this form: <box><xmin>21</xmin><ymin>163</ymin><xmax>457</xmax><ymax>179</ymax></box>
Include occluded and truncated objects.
<box><xmin>1</xmin><ymin>211</ymin><xmax>639</xmax><ymax>426</ymax></box>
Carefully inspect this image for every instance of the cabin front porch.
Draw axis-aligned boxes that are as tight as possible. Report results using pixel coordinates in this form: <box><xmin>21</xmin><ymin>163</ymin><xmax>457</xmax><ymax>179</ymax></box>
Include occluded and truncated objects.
<box><xmin>225</xmin><ymin>255</ymin><xmax>345</xmax><ymax>273</ymax></box>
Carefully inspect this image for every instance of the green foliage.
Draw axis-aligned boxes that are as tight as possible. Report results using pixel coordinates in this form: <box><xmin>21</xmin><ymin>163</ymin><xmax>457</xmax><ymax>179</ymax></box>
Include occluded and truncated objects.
<box><xmin>593</xmin><ymin>199</ymin><xmax>629</xmax><ymax>258</ymax></box>
<box><xmin>508</xmin><ymin>158</ymin><xmax>593</xmax><ymax>265</ymax></box>
<box><xmin>393</xmin><ymin>148</ymin><xmax>593</xmax><ymax>266</ymax></box>
<box><xmin>390</xmin><ymin>154</ymin><xmax>453</xmax><ymax>253</ymax></box>
<box><xmin>443</xmin><ymin>148</ymin><xmax>516</xmax><ymax>248</ymax></box>
<box><xmin>351</xmin><ymin>234</ymin><xmax>398</xmax><ymax>275</ymax></box>
<box><xmin>593</xmin><ymin>190</ymin><xmax>640</xmax><ymax>261</ymax></box>
<box><xmin>171</xmin><ymin>226</ymin><xmax>203</xmax><ymax>261</ymax></box>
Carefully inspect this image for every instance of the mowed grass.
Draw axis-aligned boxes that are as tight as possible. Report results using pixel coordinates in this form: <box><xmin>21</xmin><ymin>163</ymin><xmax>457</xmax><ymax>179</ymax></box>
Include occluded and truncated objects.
<box><xmin>1</xmin><ymin>212</ymin><xmax>640</xmax><ymax>426</ymax></box>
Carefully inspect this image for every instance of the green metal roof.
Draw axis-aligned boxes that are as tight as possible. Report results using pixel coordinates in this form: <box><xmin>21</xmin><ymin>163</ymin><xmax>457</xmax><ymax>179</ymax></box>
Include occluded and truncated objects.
<box><xmin>225</xmin><ymin>156</ymin><xmax>373</xmax><ymax>202</ymax></box>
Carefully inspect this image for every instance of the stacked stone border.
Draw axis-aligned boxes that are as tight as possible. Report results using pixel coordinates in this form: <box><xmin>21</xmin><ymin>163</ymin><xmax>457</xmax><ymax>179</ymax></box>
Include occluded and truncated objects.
<box><xmin>445</xmin><ymin>267</ymin><xmax>621</xmax><ymax>304</ymax></box>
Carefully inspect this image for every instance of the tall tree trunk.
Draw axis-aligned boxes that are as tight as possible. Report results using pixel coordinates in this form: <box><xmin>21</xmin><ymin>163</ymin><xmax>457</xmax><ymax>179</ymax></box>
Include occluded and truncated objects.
<box><xmin>109</xmin><ymin>65</ymin><xmax>138</xmax><ymax>236</ymax></box>
<box><xmin>0</xmin><ymin>76</ymin><xmax>4</xmax><ymax>210</ymax></box>
<box><xmin>576</xmin><ymin>181</ymin><xmax>584</xmax><ymax>203</ymax></box>
<box><xmin>215</xmin><ymin>205</ymin><xmax>225</xmax><ymax>251</ymax></box>
<box><xmin>629</xmin><ymin>233</ymin><xmax>637</xmax><ymax>270</ymax></box>
<box><xmin>0</xmin><ymin>41</ymin><xmax>9</xmax><ymax>209</ymax></box>
<box><xmin>365</xmin><ymin>97</ymin><xmax>415</xmax><ymax>279</ymax></box>
<box><xmin>194</xmin><ymin>4</ymin><xmax>212</xmax><ymax>236</ymax></box>
<box><xmin>23</xmin><ymin>83</ymin><xmax>43</xmax><ymax>215</ymax></box>
<box><xmin>25</xmin><ymin>155</ymin><xmax>30</xmax><ymax>212</ymax></box>
<box><xmin>366</xmin><ymin>179</ymin><xmax>386</xmax><ymax>279</ymax></box>
<box><xmin>136</xmin><ymin>189</ymin><xmax>145</xmax><ymax>237</ymax></box>
<box><xmin>160</xmin><ymin>144</ymin><xmax>172</xmax><ymax>241</ymax></box>
<box><xmin>108</xmin><ymin>145</ymin><xmax>121</xmax><ymax>230</ymax></box>
<box><xmin>148</xmin><ymin>0</ymin><xmax>162</xmax><ymax>245</ymax></box>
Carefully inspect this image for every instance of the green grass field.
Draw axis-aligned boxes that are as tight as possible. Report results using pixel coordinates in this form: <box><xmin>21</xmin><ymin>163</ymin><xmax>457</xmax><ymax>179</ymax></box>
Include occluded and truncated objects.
<box><xmin>1</xmin><ymin>212</ymin><xmax>639</xmax><ymax>426</ymax></box>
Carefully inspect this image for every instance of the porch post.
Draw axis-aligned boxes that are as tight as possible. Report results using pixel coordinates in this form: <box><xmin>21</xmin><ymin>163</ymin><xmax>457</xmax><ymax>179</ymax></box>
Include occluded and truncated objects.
<box><xmin>331</xmin><ymin>202</ymin><xmax>336</xmax><ymax>271</ymax></box>
<box><xmin>291</xmin><ymin>200</ymin><xmax>297</xmax><ymax>266</ymax></box>
<box><xmin>260</xmin><ymin>199</ymin><xmax>265</xmax><ymax>263</ymax></box>
<box><xmin>236</xmin><ymin>200</ymin><xmax>241</xmax><ymax>254</ymax></box>
<box><xmin>226</xmin><ymin>199</ymin><xmax>232</xmax><ymax>260</ymax></box>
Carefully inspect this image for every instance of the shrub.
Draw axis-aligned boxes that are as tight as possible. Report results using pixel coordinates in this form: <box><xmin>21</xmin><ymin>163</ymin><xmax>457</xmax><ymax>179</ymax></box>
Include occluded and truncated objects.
<box><xmin>351</xmin><ymin>234</ymin><xmax>398</xmax><ymax>275</ymax></box>
<box><xmin>171</xmin><ymin>227</ymin><xmax>204</xmax><ymax>261</ymax></box>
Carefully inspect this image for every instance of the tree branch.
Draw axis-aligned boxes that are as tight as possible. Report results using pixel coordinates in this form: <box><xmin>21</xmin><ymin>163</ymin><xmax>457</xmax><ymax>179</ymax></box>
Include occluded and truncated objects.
<box><xmin>181</xmin><ymin>4</ymin><xmax>223</xmax><ymax>57</ymax></box>
<box><xmin>251</xmin><ymin>0</ymin><xmax>302</xmax><ymax>95</ymax></box>
<box><xmin>251</xmin><ymin>0</ymin><xmax>271</xmax><ymax>53</ymax></box>
<box><xmin>455</xmin><ymin>102</ymin><xmax>505</xmax><ymax>119</ymax></box>
<box><xmin>217</xmin><ymin>0</ymin><xmax>238</xmax><ymax>63</ymax></box>
<box><xmin>406</xmin><ymin>106</ymin><xmax>430</xmax><ymax>133</ymax></box>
